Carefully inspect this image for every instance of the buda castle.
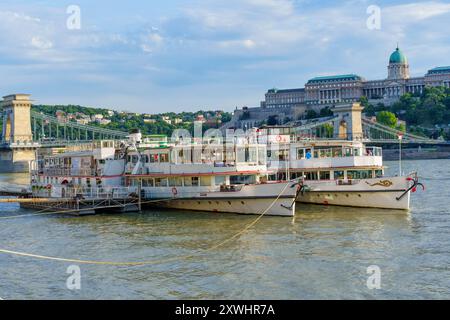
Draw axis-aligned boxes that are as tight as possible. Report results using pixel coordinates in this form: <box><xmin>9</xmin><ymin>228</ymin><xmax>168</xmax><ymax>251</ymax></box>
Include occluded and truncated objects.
<box><xmin>224</xmin><ymin>47</ymin><xmax>450</xmax><ymax>129</ymax></box>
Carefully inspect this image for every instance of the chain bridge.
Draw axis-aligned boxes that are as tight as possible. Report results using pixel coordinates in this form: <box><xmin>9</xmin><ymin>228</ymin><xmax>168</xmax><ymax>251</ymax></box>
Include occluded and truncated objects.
<box><xmin>0</xmin><ymin>94</ymin><xmax>447</xmax><ymax>173</ymax></box>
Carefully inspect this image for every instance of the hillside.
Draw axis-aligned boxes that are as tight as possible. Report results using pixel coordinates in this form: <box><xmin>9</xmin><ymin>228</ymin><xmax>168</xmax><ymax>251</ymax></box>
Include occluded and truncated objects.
<box><xmin>30</xmin><ymin>105</ymin><xmax>232</xmax><ymax>136</ymax></box>
<box><xmin>361</xmin><ymin>86</ymin><xmax>450</xmax><ymax>140</ymax></box>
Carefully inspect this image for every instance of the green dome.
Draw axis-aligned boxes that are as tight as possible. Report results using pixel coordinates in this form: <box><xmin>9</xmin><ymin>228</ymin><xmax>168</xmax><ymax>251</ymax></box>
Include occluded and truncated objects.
<box><xmin>389</xmin><ymin>47</ymin><xmax>407</xmax><ymax>64</ymax></box>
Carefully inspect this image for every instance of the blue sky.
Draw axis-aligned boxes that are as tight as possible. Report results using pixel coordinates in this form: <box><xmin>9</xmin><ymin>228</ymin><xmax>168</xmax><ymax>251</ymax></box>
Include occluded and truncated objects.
<box><xmin>0</xmin><ymin>0</ymin><xmax>449</xmax><ymax>113</ymax></box>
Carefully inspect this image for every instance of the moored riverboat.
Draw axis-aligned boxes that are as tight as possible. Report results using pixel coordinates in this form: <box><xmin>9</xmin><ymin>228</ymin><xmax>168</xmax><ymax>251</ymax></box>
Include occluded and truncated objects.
<box><xmin>124</xmin><ymin>137</ymin><xmax>298</xmax><ymax>216</ymax></box>
<box><xmin>259</xmin><ymin>126</ymin><xmax>422</xmax><ymax>210</ymax></box>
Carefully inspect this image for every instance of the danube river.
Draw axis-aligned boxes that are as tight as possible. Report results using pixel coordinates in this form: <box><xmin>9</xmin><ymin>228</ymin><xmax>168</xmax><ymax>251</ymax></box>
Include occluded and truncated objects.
<box><xmin>0</xmin><ymin>159</ymin><xmax>449</xmax><ymax>299</ymax></box>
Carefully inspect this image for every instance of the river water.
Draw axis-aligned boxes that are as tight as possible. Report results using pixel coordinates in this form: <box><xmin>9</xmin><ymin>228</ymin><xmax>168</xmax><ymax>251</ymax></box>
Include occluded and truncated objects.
<box><xmin>0</xmin><ymin>159</ymin><xmax>449</xmax><ymax>299</ymax></box>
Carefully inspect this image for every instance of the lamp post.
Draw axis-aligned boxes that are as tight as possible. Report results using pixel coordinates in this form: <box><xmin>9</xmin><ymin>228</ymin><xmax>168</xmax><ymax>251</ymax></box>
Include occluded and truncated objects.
<box><xmin>398</xmin><ymin>133</ymin><xmax>403</xmax><ymax>176</ymax></box>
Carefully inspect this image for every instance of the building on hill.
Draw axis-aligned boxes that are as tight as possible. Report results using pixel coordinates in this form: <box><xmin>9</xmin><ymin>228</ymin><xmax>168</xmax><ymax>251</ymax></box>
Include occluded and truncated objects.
<box><xmin>223</xmin><ymin>46</ymin><xmax>450</xmax><ymax>130</ymax></box>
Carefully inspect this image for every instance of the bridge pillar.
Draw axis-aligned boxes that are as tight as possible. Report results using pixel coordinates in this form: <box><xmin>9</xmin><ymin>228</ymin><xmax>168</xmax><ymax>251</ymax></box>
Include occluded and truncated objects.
<box><xmin>0</xmin><ymin>94</ymin><xmax>37</xmax><ymax>173</ymax></box>
<box><xmin>331</xmin><ymin>102</ymin><xmax>364</xmax><ymax>140</ymax></box>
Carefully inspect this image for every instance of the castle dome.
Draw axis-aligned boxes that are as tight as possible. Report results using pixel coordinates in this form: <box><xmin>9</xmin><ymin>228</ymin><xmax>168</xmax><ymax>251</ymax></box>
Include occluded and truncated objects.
<box><xmin>389</xmin><ymin>46</ymin><xmax>408</xmax><ymax>64</ymax></box>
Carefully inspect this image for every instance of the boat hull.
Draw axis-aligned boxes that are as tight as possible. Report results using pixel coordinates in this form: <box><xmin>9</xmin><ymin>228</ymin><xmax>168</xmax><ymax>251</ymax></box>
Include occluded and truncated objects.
<box><xmin>152</xmin><ymin>196</ymin><xmax>295</xmax><ymax>217</ymax></box>
<box><xmin>143</xmin><ymin>182</ymin><xmax>297</xmax><ymax>217</ymax></box>
<box><xmin>297</xmin><ymin>176</ymin><xmax>412</xmax><ymax>210</ymax></box>
<box><xmin>297</xmin><ymin>190</ymin><xmax>410</xmax><ymax>210</ymax></box>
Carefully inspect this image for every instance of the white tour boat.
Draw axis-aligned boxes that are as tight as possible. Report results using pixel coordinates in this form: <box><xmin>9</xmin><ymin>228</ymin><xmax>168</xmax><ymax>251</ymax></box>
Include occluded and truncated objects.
<box><xmin>124</xmin><ymin>136</ymin><xmax>298</xmax><ymax>216</ymax></box>
<box><xmin>259</xmin><ymin>126</ymin><xmax>423</xmax><ymax>210</ymax></box>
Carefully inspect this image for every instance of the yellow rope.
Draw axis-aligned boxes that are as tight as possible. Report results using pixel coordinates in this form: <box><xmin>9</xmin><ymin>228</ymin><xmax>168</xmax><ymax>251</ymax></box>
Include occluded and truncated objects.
<box><xmin>0</xmin><ymin>182</ymin><xmax>292</xmax><ymax>266</ymax></box>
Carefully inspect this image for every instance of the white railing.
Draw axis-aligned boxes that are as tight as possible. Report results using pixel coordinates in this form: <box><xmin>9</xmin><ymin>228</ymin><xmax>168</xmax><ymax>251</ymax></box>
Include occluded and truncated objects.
<box><xmin>41</xmin><ymin>168</ymin><xmax>97</xmax><ymax>176</ymax></box>
<box><xmin>31</xmin><ymin>186</ymin><xmax>135</xmax><ymax>199</ymax></box>
<box><xmin>295</xmin><ymin>146</ymin><xmax>382</xmax><ymax>160</ymax></box>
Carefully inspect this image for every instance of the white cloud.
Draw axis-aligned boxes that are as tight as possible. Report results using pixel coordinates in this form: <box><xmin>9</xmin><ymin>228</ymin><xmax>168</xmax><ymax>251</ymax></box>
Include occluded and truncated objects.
<box><xmin>384</xmin><ymin>1</ymin><xmax>450</xmax><ymax>22</ymax></box>
<box><xmin>1</xmin><ymin>1</ymin><xmax>450</xmax><ymax>112</ymax></box>
<box><xmin>31</xmin><ymin>36</ymin><xmax>53</xmax><ymax>49</ymax></box>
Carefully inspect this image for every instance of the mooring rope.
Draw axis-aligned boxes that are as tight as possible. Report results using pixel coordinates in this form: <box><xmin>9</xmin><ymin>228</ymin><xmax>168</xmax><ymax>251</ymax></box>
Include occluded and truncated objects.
<box><xmin>0</xmin><ymin>182</ymin><xmax>292</xmax><ymax>266</ymax></box>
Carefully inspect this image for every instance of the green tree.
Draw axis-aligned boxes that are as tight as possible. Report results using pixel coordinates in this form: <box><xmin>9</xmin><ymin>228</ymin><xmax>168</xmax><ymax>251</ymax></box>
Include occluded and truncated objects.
<box><xmin>376</xmin><ymin>111</ymin><xmax>398</xmax><ymax>128</ymax></box>
<box><xmin>305</xmin><ymin>110</ymin><xmax>318</xmax><ymax>119</ymax></box>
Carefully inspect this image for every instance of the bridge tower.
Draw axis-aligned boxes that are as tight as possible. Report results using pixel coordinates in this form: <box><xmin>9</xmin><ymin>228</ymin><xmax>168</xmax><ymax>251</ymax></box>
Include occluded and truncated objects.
<box><xmin>0</xmin><ymin>94</ymin><xmax>38</xmax><ymax>173</ymax></box>
<box><xmin>332</xmin><ymin>102</ymin><xmax>364</xmax><ymax>140</ymax></box>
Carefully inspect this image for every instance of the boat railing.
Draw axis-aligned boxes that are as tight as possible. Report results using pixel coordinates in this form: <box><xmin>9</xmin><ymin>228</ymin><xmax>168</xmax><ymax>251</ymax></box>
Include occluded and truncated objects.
<box><xmin>62</xmin><ymin>187</ymin><xmax>135</xmax><ymax>199</ymax></box>
<box><xmin>41</xmin><ymin>168</ymin><xmax>97</xmax><ymax>176</ymax></box>
<box><xmin>295</xmin><ymin>146</ymin><xmax>382</xmax><ymax>160</ymax></box>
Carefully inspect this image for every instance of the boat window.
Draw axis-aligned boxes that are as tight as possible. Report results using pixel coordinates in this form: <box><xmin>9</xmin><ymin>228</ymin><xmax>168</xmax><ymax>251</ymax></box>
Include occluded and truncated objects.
<box><xmin>319</xmin><ymin>171</ymin><xmax>331</xmax><ymax>180</ymax></box>
<box><xmin>334</xmin><ymin>171</ymin><xmax>345</xmax><ymax>180</ymax></box>
<box><xmin>184</xmin><ymin>177</ymin><xmax>192</xmax><ymax>186</ymax></box>
<box><xmin>192</xmin><ymin>177</ymin><xmax>199</xmax><ymax>187</ymax></box>
<box><xmin>258</xmin><ymin>147</ymin><xmax>266</xmax><ymax>165</ymax></box>
<box><xmin>150</xmin><ymin>154</ymin><xmax>158</xmax><ymax>163</ymax></box>
<box><xmin>236</xmin><ymin>147</ymin><xmax>246</xmax><ymax>163</ymax></box>
<box><xmin>160</xmin><ymin>153</ymin><xmax>169</xmax><ymax>163</ymax></box>
<box><xmin>297</xmin><ymin>148</ymin><xmax>305</xmax><ymax>160</ymax></box>
<box><xmin>304</xmin><ymin>171</ymin><xmax>318</xmax><ymax>180</ymax></box>
<box><xmin>200</xmin><ymin>177</ymin><xmax>211</xmax><ymax>186</ymax></box>
<box><xmin>344</xmin><ymin>147</ymin><xmax>353</xmax><ymax>156</ymax></box>
<box><xmin>347</xmin><ymin>170</ymin><xmax>373</xmax><ymax>179</ymax></box>
<box><xmin>248</xmin><ymin>147</ymin><xmax>257</xmax><ymax>163</ymax></box>
<box><xmin>169</xmin><ymin>177</ymin><xmax>183</xmax><ymax>187</ymax></box>
<box><xmin>215</xmin><ymin>176</ymin><xmax>226</xmax><ymax>186</ymax></box>
<box><xmin>375</xmin><ymin>170</ymin><xmax>383</xmax><ymax>178</ymax></box>
<box><xmin>142</xmin><ymin>178</ymin><xmax>154</xmax><ymax>187</ymax></box>
<box><xmin>335</xmin><ymin>148</ymin><xmax>343</xmax><ymax>157</ymax></box>
<box><xmin>290</xmin><ymin>172</ymin><xmax>303</xmax><ymax>180</ymax></box>
<box><xmin>230</xmin><ymin>175</ymin><xmax>256</xmax><ymax>185</ymax></box>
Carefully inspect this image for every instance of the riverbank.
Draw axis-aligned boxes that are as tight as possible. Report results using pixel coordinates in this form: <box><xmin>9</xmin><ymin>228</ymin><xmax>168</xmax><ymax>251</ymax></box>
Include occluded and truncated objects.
<box><xmin>383</xmin><ymin>148</ymin><xmax>450</xmax><ymax>161</ymax></box>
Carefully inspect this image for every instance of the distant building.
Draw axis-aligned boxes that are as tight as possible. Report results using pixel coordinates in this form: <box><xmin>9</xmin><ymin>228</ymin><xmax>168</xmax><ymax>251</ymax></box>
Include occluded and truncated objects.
<box><xmin>97</xmin><ymin>118</ymin><xmax>111</xmax><ymax>125</ymax></box>
<box><xmin>162</xmin><ymin>116</ymin><xmax>172</xmax><ymax>125</ymax></box>
<box><xmin>265</xmin><ymin>46</ymin><xmax>450</xmax><ymax>110</ymax></box>
<box><xmin>223</xmin><ymin>46</ymin><xmax>450</xmax><ymax>130</ymax></box>
<box><xmin>144</xmin><ymin>118</ymin><xmax>157</xmax><ymax>124</ymax></box>
<box><xmin>76</xmin><ymin>118</ymin><xmax>90</xmax><ymax>125</ymax></box>
<box><xmin>91</xmin><ymin>114</ymin><xmax>104</xmax><ymax>121</ymax></box>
